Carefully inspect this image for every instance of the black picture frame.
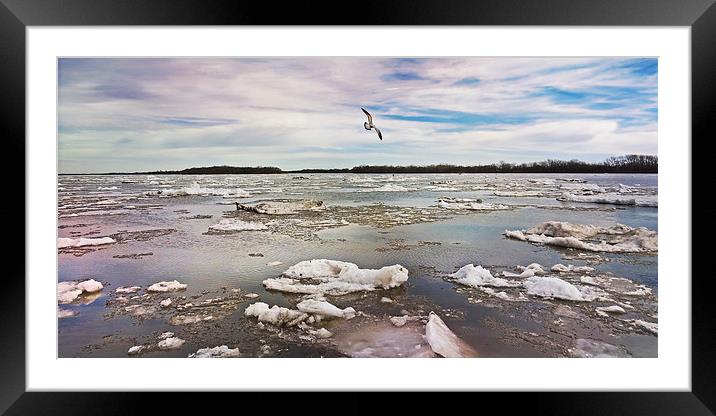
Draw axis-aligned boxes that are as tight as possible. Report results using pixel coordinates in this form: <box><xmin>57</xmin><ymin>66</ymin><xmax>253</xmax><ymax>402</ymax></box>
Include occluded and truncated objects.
<box><xmin>1</xmin><ymin>0</ymin><xmax>712</xmax><ymax>413</ymax></box>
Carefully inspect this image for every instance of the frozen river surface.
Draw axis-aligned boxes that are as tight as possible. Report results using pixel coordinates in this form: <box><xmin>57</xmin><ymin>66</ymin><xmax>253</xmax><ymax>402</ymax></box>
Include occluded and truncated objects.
<box><xmin>57</xmin><ymin>173</ymin><xmax>658</xmax><ymax>358</ymax></box>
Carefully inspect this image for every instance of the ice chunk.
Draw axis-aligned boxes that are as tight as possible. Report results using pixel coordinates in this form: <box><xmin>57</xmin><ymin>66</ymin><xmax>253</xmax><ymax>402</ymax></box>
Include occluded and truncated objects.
<box><xmin>237</xmin><ymin>199</ymin><xmax>324</xmax><ymax>215</ymax></box>
<box><xmin>188</xmin><ymin>345</ymin><xmax>241</xmax><ymax>358</ymax></box>
<box><xmin>627</xmin><ymin>319</ymin><xmax>658</xmax><ymax>334</ymax></box>
<box><xmin>157</xmin><ymin>337</ymin><xmax>186</xmax><ymax>349</ymax></box>
<box><xmin>528</xmin><ymin>222</ymin><xmax>606</xmax><ymax>239</ymax></box>
<box><xmin>595</xmin><ymin>305</ymin><xmax>626</xmax><ymax>317</ymax></box>
<box><xmin>58</xmin><ymin>308</ymin><xmax>76</xmax><ymax>318</ymax></box>
<box><xmin>380</xmin><ymin>297</ymin><xmax>394</xmax><ymax>303</ymax></box>
<box><xmin>358</xmin><ymin>184</ymin><xmax>415</xmax><ymax>192</ymax></box>
<box><xmin>158</xmin><ymin>331</ymin><xmax>175</xmax><ymax>339</ymax></box>
<box><xmin>58</xmin><ymin>237</ymin><xmax>115</xmax><ymax>248</ymax></box>
<box><xmin>523</xmin><ymin>276</ymin><xmax>585</xmax><ymax>301</ymax></box>
<box><xmin>169</xmin><ymin>314</ymin><xmax>213</xmax><ymax>325</ymax></box>
<box><xmin>244</xmin><ymin>302</ymin><xmax>308</xmax><ymax>327</ymax></box>
<box><xmin>309</xmin><ymin>328</ymin><xmax>333</xmax><ymax>339</ymax></box>
<box><xmin>296</xmin><ymin>299</ymin><xmax>356</xmax><ymax>319</ymax></box>
<box><xmin>580</xmin><ymin>276</ymin><xmax>600</xmax><ymax>286</ymax></box>
<box><xmin>127</xmin><ymin>345</ymin><xmax>146</xmax><ymax>355</ymax></box>
<box><xmin>390</xmin><ymin>316</ymin><xmax>409</xmax><ymax>327</ymax></box>
<box><xmin>168</xmin><ymin>182</ymin><xmax>250</xmax><ymax>198</ymax></box>
<box><xmin>623</xmin><ymin>285</ymin><xmax>653</xmax><ymax>296</ymax></box>
<box><xmin>450</xmin><ymin>264</ymin><xmax>520</xmax><ymax>288</ymax></box>
<box><xmin>504</xmin><ymin>221</ymin><xmax>657</xmax><ymax>253</ymax></box>
<box><xmin>438</xmin><ymin>198</ymin><xmax>509</xmax><ymax>211</ymax></box>
<box><xmin>208</xmin><ymin>218</ymin><xmax>268</xmax><ymax>232</ymax></box>
<box><xmin>477</xmin><ymin>287</ymin><xmax>522</xmax><ymax>301</ymax></box>
<box><xmin>115</xmin><ymin>286</ymin><xmax>141</xmax><ymax>294</ymax></box>
<box><xmin>493</xmin><ymin>191</ymin><xmax>544</xmax><ymax>197</ymax></box>
<box><xmin>263</xmin><ymin>259</ymin><xmax>409</xmax><ymax>296</ymax></box>
<box><xmin>425</xmin><ymin>312</ymin><xmax>478</xmax><ymax>358</ymax></box>
<box><xmin>551</xmin><ymin>264</ymin><xmax>595</xmax><ymax>273</ymax></box>
<box><xmin>124</xmin><ymin>305</ymin><xmax>156</xmax><ymax>317</ymax></box>
<box><xmin>147</xmin><ymin>280</ymin><xmax>187</xmax><ymax>292</ymax></box>
<box><xmin>266</xmin><ymin>261</ymin><xmax>283</xmax><ymax>266</ymax></box>
<box><xmin>503</xmin><ymin>264</ymin><xmax>544</xmax><ymax>278</ymax></box>
<box><xmin>57</xmin><ymin>279</ymin><xmax>103</xmax><ymax>304</ymax></box>
<box><xmin>559</xmin><ymin>192</ymin><xmax>657</xmax><ymax>207</ymax></box>
<box><xmin>57</xmin><ymin>283</ymin><xmax>82</xmax><ymax>304</ymax></box>
<box><xmin>502</xmin><ymin>269</ymin><xmax>535</xmax><ymax>278</ymax></box>
<box><xmin>160</xmin><ymin>298</ymin><xmax>173</xmax><ymax>308</ymax></box>
<box><xmin>76</xmin><ymin>279</ymin><xmax>103</xmax><ymax>293</ymax></box>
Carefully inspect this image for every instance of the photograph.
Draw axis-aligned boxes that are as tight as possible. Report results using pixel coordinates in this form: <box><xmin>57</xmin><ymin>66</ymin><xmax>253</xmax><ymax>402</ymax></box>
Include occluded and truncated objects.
<box><xmin>57</xmin><ymin>56</ymin><xmax>658</xmax><ymax>359</ymax></box>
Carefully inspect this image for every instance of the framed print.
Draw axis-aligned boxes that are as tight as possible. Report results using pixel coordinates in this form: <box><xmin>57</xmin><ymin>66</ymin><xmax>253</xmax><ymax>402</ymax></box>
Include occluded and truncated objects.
<box><xmin>2</xmin><ymin>0</ymin><xmax>713</xmax><ymax>413</ymax></box>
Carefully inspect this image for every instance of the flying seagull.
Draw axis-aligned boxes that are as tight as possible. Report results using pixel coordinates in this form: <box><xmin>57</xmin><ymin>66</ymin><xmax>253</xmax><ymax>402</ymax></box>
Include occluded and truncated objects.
<box><xmin>361</xmin><ymin>108</ymin><xmax>382</xmax><ymax>140</ymax></box>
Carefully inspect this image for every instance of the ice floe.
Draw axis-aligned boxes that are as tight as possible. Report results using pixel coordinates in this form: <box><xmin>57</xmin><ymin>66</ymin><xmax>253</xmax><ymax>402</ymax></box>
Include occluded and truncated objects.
<box><xmin>437</xmin><ymin>198</ymin><xmax>510</xmax><ymax>211</ymax></box>
<box><xmin>390</xmin><ymin>316</ymin><xmax>409</xmax><ymax>327</ymax></box>
<box><xmin>450</xmin><ymin>264</ymin><xmax>521</xmax><ymax>288</ymax></box>
<box><xmin>244</xmin><ymin>302</ymin><xmax>308</xmax><ymax>327</ymax></box>
<box><xmin>523</xmin><ymin>276</ymin><xmax>585</xmax><ymax>301</ymax></box>
<box><xmin>559</xmin><ymin>192</ymin><xmax>657</xmax><ymax>207</ymax></box>
<box><xmin>627</xmin><ymin>319</ymin><xmax>658</xmax><ymax>334</ymax></box>
<box><xmin>425</xmin><ymin>312</ymin><xmax>478</xmax><ymax>358</ymax></box>
<box><xmin>115</xmin><ymin>286</ymin><xmax>141</xmax><ymax>294</ymax></box>
<box><xmin>58</xmin><ymin>237</ymin><xmax>115</xmax><ymax>249</ymax></box>
<box><xmin>493</xmin><ymin>191</ymin><xmax>544</xmax><ymax>197</ymax></box>
<box><xmin>167</xmin><ymin>182</ymin><xmax>250</xmax><ymax>198</ymax></box>
<box><xmin>623</xmin><ymin>285</ymin><xmax>653</xmax><ymax>296</ymax></box>
<box><xmin>157</xmin><ymin>337</ymin><xmax>186</xmax><ymax>350</ymax></box>
<box><xmin>58</xmin><ymin>308</ymin><xmax>76</xmax><ymax>318</ymax></box>
<box><xmin>169</xmin><ymin>314</ymin><xmax>214</xmax><ymax>325</ymax></box>
<box><xmin>208</xmin><ymin>218</ymin><xmax>268</xmax><ymax>232</ymax></box>
<box><xmin>308</xmin><ymin>328</ymin><xmax>333</xmax><ymax>339</ymax></box>
<box><xmin>160</xmin><ymin>298</ymin><xmax>173</xmax><ymax>308</ymax></box>
<box><xmin>57</xmin><ymin>279</ymin><xmax>103</xmax><ymax>304</ymax></box>
<box><xmin>188</xmin><ymin>345</ymin><xmax>241</xmax><ymax>358</ymax></box>
<box><xmin>477</xmin><ymin>287</ymin><xmax>528</xmax><ymax>302</ymax></box>
<box><xmin>504</xmin><ymin>221</ymin><xmax>657</xmax><ymax>253</ymax></box>
<box><xmin>124</xmin><ymin>304</ymin><xmax>156</xmax><ymax>317</ymax></box>
<box><xmin>296</xmin><ymin>299</ymin><xmax>356</xmax><ymax>319</ymax></box>
<box><xmin>502</xmin><ymin>263</ymin><xmax>546</xmax><ymax>278</ymax></box>
<box><xmin>358</xmin><ymin>184</ymin><xmax>416</xmax><ymax>192</ymax></box>
<box><xmin>127</xmin><ymin>345</ymin><xmax>146</xmax><ymax>355</ymax></box>
<box><xmin>551</xmin><ymin>264</ymin><xmax>595</xmax><ymax>273</ymax></box>
<box><xmin>595</xmin><ymin>305</ymin><xmax>626</xmax><ymax>317</ymax></box>
<box><xmin>147</xmin><ymin>280</ymin><xmax>187</xmax><ymax>292</ymax></box>
<box><xmin>236</xmin><ymin>199</ymin><xmax>324</xmax><ymax>215</ymax></box>
<box><xmin>263</xmin><ymin>259</ymin><xmax>409</xmax><ymax>295</ymax></box>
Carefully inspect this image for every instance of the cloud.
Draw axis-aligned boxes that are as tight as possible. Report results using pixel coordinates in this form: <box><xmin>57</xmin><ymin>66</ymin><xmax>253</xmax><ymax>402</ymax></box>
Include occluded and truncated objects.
<box><xmin>58</xmin><ymin>57</ymin><xmax>657</xmax><ymax>173</ymax></box>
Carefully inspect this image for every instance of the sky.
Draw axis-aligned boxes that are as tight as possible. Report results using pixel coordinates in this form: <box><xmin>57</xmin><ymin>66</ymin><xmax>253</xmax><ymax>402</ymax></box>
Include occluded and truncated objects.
<box><xmin>58</xmin><ymin>57</ymin><xmax>657</xmax><ymax>173</ymax></box>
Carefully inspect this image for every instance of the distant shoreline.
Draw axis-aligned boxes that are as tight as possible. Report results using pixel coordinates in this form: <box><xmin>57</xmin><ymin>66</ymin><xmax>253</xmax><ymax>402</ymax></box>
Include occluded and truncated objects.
<box><xmin>59</xmin><ymin>155</ymin><xmax>658</xmax><ymax>175</ymax></box>
<box><xmin>59</xmin><ymin>170</ymin><xmax>658</xmax><ymax>175</ymax></box>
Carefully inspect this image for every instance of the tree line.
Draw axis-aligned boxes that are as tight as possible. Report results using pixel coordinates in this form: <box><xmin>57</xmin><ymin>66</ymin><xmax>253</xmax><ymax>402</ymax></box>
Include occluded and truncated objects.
<box><xmin>301</xmin><ymin>154</ymin><xmax>658</xmax><ymax>174</ymax></box>
<box><xmin>89</xmin><ymin>155</ymin><xmax>657</xmax><ymax>175</ymax></box>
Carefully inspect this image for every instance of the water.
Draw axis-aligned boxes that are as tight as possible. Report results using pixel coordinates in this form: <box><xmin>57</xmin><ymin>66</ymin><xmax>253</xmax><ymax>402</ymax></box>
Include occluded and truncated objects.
<box><xmin>57</xmin><ymin>173</ymin><xmax>658</xmax><ymax>358</ymax></box>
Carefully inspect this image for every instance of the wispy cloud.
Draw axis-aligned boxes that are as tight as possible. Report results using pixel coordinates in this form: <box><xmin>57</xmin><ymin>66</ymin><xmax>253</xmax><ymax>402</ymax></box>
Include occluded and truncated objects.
<box><xmin>58</xmin><ymin>57</ymin><xmax>657</xmax><ymax>173</ymax></box>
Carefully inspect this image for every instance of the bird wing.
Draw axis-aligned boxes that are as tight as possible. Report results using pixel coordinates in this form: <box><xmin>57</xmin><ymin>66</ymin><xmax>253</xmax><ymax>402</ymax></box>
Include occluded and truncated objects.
<box><xmin>361</xmin><ymin>108</ymin><xmax>373</xmax><ymax>124</ymax></box>
<box><xmin>374</xmin><ymin>127</ymin><xmax>383</xmax><ymax>140</ymax></box>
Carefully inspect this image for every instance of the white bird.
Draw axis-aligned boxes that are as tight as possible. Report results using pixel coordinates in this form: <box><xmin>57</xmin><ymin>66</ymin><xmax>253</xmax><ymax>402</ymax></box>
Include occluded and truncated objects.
<box><xmin>361</xmin><ymin>108</ymin><xmax>382</xmax><ymax>140</ymax></box>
